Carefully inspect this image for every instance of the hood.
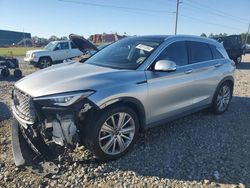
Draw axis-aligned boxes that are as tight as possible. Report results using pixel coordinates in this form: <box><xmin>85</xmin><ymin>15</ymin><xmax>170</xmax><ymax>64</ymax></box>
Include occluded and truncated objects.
<box><xmin>15</xmin><ymin>62</ymin><xmax>145</xmax><ymax>97</ymax></box>
<box><xmin>69</xmin><ymin>34</ymin><xmax>99</xmax><ymax>52</ymax></box>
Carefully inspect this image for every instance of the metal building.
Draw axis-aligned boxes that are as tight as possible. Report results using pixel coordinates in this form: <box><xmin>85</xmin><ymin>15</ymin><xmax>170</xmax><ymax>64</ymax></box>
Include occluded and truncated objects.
<box><xmin>0</xmin><ymin>29</ymin><xmax>31</xmax><ymax>46</ymax></box>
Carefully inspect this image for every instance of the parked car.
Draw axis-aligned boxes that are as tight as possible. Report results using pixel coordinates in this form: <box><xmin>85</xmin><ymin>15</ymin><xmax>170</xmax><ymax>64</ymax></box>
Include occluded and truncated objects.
<box><xmin>0</xmin><ymin>56</ymin><xmax>22</xmax><ymax>78</ymax></box>
<box><xmin>24</xmin><ymin>40</ymin><xmax>84</xmax><ymax>69</ymax></box>
<box><xmin>12</xmin><ymin>35</ymin><xmax>235</xmax><ymax>167</ymax></box>
<box><xmin>212</xmin><ymin>35</ymin><xmax>244</xmax><ymax>64</ymax></box>
<box><xmin>243</xmin><ymin>43</ymin><xmax>250</xmax><ymax>54</ymax></box>
<box><xmin>72</xmin><ymin>43</ymin><xmax>110</xmax><ymax>63</ymax></box>
<box><xmin>68</xmin><ymin>34</ymin><xmax>103</xmax><ymax>63</ymax></box>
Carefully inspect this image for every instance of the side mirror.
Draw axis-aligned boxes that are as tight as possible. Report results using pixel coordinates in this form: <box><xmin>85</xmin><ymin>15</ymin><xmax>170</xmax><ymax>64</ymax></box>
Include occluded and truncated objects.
<box><xmin>154</xmin><ymin>60</ymin><xmax>177</xmax><ymax>72</ymax></box>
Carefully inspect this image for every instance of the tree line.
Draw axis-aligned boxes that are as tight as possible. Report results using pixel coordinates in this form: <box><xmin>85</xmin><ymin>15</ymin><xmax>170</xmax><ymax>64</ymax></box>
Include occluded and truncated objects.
<box><xmin>30</xmin><ymin>33</ymin><xmax>250</xmax><ymax>47</ymax></box>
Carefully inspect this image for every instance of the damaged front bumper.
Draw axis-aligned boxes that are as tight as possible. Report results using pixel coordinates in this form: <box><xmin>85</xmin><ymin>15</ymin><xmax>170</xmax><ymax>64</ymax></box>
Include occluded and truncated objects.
<box><xmin>11</xmin><ymin>89</ymin><xmax>98</xmax><ymax>172</ymax></box>
<box><xmin>11</xmin><ymin>119</ymin><xmax>59</xmax><ymax>174</ymax></box>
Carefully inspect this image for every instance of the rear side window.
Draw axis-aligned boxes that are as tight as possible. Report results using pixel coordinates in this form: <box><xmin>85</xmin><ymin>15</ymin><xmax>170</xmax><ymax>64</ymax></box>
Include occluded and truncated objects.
<box><xmin>156</xmin><ymin>41</ymin><xmax>188</xmax><ymax>66</ymax></box>
<box><xmin>188</xmin><ymin>41</ymin><xmax>213</xmax><ymax>64</ymax></box>
<box><xmin>209</xmin><ymin>45</ymin><xmax>224</xmax><ymax>59</ymax></box>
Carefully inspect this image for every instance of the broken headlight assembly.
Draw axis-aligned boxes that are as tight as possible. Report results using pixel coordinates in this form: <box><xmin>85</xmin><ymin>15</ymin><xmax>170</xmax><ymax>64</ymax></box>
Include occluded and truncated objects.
<box><xmin>34</xmin><ymin>90</ymin><xmax>95</xmax><ymax>107</ymax></box>
<box><xmin>32</xmin><ymin>91</ymin><xmax>95</xmax><ymax>147</ymax></box>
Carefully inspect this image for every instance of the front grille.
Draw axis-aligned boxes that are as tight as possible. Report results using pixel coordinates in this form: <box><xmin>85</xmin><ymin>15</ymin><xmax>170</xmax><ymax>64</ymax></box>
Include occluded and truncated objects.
<box><xmin>13</xmin><ymin>88</ymin><xmax>36</xmax><ymax>124</ymax></box>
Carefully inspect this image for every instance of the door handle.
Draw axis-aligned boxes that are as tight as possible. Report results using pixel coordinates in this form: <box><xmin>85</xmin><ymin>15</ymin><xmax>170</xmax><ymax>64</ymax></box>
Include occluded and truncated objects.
<box><xmin>184</xmin><ymin>69</ymin><xmax>193</xmax><ymax>74</ymax></box>
<box><xmin>214</xmin><ymin>63</ymin><xmax>222</xmax><ymax>68</ymax></box>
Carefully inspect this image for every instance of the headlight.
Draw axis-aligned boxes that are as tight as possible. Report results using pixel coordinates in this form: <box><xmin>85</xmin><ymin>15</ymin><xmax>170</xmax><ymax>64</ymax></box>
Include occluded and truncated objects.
<box><xmin>34</xmin><ymin>91</ymin><xmax>95</xmax><ymax>107</ymax></box>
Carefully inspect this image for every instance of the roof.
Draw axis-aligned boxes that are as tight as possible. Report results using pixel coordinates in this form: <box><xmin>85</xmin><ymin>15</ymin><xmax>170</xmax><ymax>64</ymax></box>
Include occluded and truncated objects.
<box><xmin>128</xmin><ymin>35</ymin><xmax>221</xmax><ymax>46</ymax></box>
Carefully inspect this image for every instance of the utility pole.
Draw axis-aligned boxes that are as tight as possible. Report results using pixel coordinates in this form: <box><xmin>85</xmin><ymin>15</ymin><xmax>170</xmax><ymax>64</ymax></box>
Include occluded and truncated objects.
<box><xmin>174</xmin><ymin>0</ymin><xmax>180</xmax><ymax>35</ymax></box>
<box><xmin>23</xmin><ymin>28</ymin><xmax>26</xmax><ymax>47</ymax></box>
<box><xmin>245</xmin><ymin>22</ymin><xmax>250</xmax><ymax>45</ymax></box>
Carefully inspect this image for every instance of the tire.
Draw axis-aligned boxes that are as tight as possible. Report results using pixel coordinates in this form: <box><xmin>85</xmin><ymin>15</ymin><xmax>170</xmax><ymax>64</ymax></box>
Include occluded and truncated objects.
<box><xmin>39</xmin><ymin>57</ymin><xmax>52</xmax><ymax>69</ymax></box>
<box><xmin>14</xmin><ymin>69</ymin><xmax>22</xmax><ymax>78</ymax></box>
<box><xmin>211</xmin><ymin>82</ymin><xmax>233</xmax><ymax>114</ymax></box>
<box><xmin>84</xmin><ymin>104</ymin><xmax>139</xmax><ymax>161</ymax></box>
<box><xmin>1</xmin><ymin>68</ymin><xmax>10</xmax><ymax>77</ymax></box>
<box><xmin>234</xmin><ymin>56</ymin><xmax>241</xmax><ymax>65</ymax></box>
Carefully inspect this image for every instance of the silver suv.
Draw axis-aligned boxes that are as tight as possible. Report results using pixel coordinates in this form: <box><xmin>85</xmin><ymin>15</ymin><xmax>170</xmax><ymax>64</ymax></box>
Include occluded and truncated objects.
<box><xmin>12</xmin><ymin>35</ymin><xmax>235</xmax><ymax>165</ymax></box>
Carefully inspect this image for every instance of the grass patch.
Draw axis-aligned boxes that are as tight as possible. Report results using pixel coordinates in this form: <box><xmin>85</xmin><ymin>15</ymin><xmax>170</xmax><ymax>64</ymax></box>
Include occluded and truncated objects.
<box><xmin>0</xmin><ymin>47</ymin><xmax>42</xmax><ymax>56</ymax></box>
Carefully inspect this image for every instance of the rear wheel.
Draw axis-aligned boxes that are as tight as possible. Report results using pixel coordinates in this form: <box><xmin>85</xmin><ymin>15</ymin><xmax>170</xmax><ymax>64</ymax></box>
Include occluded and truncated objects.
<box><xmin>84</xmin><ymin>105</ymin><xmax>139</xmax><ymax>161</ymax></box>
<box><xmin>211</xmin><ymin>82</ymin><xmax>233</xmax><ymax>114</ymax></box>
<box><xmin>39</xmin><ymin>57</ymin><xmax>52</xmax><ymax>69</ymax></box>
<box><xmin>1</xmin><ymin>68</ymin><xmax>10</xmax><ymax>77</ymax></box>
<box><xmin>14</xmin><ymin>69</ymin><xmax>22</xmax><ymax>78</ymax></box>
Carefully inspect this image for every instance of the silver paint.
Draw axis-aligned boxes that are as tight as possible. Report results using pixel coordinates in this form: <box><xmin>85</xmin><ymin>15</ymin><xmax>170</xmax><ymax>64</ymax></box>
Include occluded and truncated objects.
<box><xmin>14</xmin><ymin>35</ymin><xmax>235</xmax><ymax>127</ymax></box>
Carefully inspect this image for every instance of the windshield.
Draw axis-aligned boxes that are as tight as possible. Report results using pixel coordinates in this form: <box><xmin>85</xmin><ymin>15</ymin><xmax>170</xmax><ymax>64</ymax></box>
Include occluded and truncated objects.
<box><xmin>85</xmin><ymin>37</ymin><xmax>163</xmax><ymax>70</ymax></box>
<box><xmin>44</xmin><ymin>42</ymin><xmax>57</xmax><ymax>51</ymax></box>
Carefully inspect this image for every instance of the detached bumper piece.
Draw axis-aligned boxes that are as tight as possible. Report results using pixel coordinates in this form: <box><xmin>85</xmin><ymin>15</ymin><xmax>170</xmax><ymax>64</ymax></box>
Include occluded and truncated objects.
<box><xmin>11</xmin><ymin>119</ymin><xmax>59</xmax><ymax>175</ymax></box>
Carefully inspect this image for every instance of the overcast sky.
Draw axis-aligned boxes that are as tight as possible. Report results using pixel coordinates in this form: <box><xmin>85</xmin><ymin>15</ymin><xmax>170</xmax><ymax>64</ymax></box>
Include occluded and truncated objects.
<box><xmin>0</xmin><ymin>0</ymin><xmax>249</xmax><ymax>38</ymax></box>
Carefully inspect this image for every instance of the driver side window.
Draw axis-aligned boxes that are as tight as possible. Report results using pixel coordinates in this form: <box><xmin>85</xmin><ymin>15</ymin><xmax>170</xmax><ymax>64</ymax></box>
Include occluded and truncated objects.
<box><xmin>156</xmin><ymin>41</ymin><xmax>188</xmax><ymax>66</ymax></box>
<box><xmin>55</xmin><ymin>43</ymin><xmax>62</xmax><ymax>50</ymax></box>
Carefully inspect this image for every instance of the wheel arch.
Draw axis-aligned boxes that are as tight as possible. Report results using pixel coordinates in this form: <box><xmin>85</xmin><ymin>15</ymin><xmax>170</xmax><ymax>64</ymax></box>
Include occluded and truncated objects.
<box><xmin>38</xmin><ymin>56</ymin><xmax>53</xmax><ymax>63</ymax></box>
<box><xmin>213</xmin><ymin>75</ymin><xmax>234</xmax><ymax>102</ymax></box>
<box><xmin>100</xmin><ymin>97</ymin><xmax>146</xmax><ymax>131</ymax></box>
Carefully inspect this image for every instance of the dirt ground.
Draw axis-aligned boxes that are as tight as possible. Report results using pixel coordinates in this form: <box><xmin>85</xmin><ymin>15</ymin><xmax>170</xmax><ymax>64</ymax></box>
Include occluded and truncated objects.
<box><xmin>0</xmin><ymin>55</ymin><xmax>250</xmax><ymax>187</ymax></box>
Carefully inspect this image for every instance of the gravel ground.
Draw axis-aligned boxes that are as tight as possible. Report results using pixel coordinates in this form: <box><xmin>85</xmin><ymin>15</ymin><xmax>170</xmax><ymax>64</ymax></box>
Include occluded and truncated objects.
<box><xmin>0</xmin><ymin>56</ymin><xmax>250</xmax><ymax>188</ymax></box>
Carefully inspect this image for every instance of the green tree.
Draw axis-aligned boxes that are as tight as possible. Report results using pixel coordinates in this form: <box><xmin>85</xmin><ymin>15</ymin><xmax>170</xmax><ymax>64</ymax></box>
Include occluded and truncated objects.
<box><xmin>200</xmin><ymin>33</ymin><xmax>207</xmax><ymax>37</ymax></box>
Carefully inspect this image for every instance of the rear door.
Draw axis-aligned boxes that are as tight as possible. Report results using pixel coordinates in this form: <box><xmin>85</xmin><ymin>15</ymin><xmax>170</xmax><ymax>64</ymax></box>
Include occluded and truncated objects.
<box><xmin>53</xmin><ymin>42</ymin><xmax>71</xmax><ymax>61</ymax></box>
<box><xmin>187</xmin><ymin>41</ymin><xmax>224</xmax><ymax>107</ymax></box>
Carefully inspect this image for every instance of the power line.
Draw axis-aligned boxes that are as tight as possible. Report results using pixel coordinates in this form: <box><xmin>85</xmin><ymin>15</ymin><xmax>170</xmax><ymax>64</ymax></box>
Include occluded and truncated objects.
<box><xmin>180</xmin><ymin>14</ymin><xmax>243</xmax><ymax>32</ymax></box>
<box><xmin>58</xmin><ymin>0</ymin><xmax>246</xmax><ymax>33</ymax></box>
<box><xmin>185</xmin><ymin>0</ymin><xmax>249</xmax><ymax>24</ymax></box>
<box><xmin>58</xmin><ymin>0</ymin><xmax>173</xmax><ymax>13</ymax></box>
<box><xmin>182</xmin><ymin>3</ymin><xmax>247</xmax><ymax>26</ymax></box>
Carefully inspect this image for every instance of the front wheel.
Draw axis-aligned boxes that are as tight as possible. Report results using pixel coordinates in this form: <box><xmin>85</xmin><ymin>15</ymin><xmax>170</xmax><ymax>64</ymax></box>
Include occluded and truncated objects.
<box><xmin>211</xmin><ymin>82</ymin><xmax>233</xmax><ymax>114</ymax></box>
<box><xmin>39</xmin><ymin>57</ymin><xmax>52</xmax><ymax>69</ymax></box>
<box><xmin>84</xmin><ymin>105</ymin><xmax>139</xmax><ymax>161</ymax></box>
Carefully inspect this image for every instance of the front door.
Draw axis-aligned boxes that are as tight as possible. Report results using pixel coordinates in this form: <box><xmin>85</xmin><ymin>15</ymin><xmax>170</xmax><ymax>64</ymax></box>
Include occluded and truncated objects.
<box><xmin>146</xmin><ymin>41</ymin><xmax>195</xmax><ymax>124</ymax></box>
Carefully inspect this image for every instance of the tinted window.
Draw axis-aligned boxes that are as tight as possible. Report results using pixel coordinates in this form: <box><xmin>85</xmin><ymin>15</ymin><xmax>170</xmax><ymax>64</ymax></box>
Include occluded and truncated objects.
<box><xmin>209</xmin><ymin>45</ymin><xmax>223</xmax><ymax>59</ymax></box>
<box><xmin>188</xmin><ymin>41</ymin><xmax>213</xmax><ymax>63</ymax></box>
<box><xmin>71</xmin><ymin>42</ymin><xmax>78</xmax><ymax>49</ymax></box>
<box><xmin>156</xmin><ymin>41</ymin><xmax>188</xmax><ymax>66</ymax></box>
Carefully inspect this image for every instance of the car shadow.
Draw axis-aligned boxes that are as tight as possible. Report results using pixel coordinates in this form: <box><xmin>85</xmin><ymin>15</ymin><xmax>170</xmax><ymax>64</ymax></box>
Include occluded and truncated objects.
<box><xmin>0</xmin><ymin>102</ymin><xmax>11</xmax><ymax>122</ymax></box>
<box><xmin>236</xmin><ymin>61</ymin><xmax>250</xmax><ymax>70</ymax></box>
<box><xmin>75</xmin><ymin>96</ymin><xmax>250</xmax><ymax>186</ymax></box>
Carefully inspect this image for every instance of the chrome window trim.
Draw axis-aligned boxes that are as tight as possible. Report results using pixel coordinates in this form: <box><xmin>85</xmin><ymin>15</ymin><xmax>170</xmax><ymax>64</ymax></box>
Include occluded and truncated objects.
<box><xmin>138</xmin><ymin>36</ymin><xmax>226</xmax><ymax>71</ymax></box>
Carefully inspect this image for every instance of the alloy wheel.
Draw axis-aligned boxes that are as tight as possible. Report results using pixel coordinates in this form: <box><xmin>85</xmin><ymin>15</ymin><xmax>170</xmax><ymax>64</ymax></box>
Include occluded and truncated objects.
<box><xmin>41</xmin><ymin>59</ymin><xmax>50</xmax><ymax>68</ymax></box>
<box><xmin>217</xmin><ymin>85</ymin><xmax>231</xmax><ymax>112</ymax></box>
<box><xmin>99</xmin><ymin>112</ymin><xmax>135</xmax><ymax>155</ymax></box>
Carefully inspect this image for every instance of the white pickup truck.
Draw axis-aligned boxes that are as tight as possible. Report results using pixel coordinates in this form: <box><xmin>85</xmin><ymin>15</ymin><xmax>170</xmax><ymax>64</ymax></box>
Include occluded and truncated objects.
<box><xmin>24</xmin><ymin>40</ymin><xmax>83</xmax><ymax>69</ymax></box>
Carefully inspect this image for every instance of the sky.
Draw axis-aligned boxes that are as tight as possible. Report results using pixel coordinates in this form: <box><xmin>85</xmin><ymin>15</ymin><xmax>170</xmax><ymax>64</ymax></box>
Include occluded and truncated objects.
<box><xmin>0</xmin><ymin>0</ymin><xmax>249</xmax><ymax>38</ymax></box>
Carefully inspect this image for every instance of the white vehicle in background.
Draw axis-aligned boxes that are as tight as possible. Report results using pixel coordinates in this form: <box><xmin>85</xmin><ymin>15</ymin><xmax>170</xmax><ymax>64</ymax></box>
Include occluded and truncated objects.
<box><xmin>24</xmin><ymin>40</ymin><xmax>83</xmax><ymax>69</ymax></box>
